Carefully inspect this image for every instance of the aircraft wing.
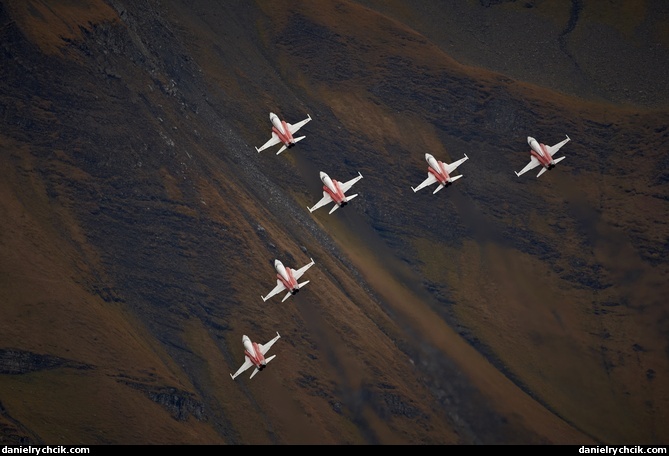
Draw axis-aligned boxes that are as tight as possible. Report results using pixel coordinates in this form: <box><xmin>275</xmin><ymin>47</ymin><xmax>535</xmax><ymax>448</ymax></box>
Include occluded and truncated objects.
<box><xmin>515</xmin><ymin>155</ymin><xmax>541</xmax><ymax>177</ymax></box>
<box><xmin>230</xmin><ymin>356</ymin><xmax>254</xmax><ymax>380</ymax></box>
<box><xmin>256</xmin><ymin>132</ymin><xmax>281</xmax><ymax>153</ymax></box>
<box><xmin>547</xmin><ymin>135</ymin><xmax>570</xmax><ymax>156</ymax></box>
<box><xmin>308</xmin><ymin>192</ymin><xmax>334</xmax><ymax>213</ymax></box>
<box><xmin>445</xmin><ymin>154</ymin><xmax>469</xmax><ymax>174</ymax></box>
<box><xmin>340</xmin><ymin>172</ymin><xmax>363</xmax><ymax>193</ymax></box>
<box><xmin>259</xmin><ymin>332</ymin><xmax>281</xmax><ymax>355</ymax></box>
<box><xmin>287</xmin><ymin>115</ymin><xmax>312</xmax><ymax>134</ymax></box>
<box><xmin>411</xmin><ymin>173</ymin><xmax>438</xmax><ymax>192</ymax></box>
<box><xmin>262</xmin><ymin>279</ymin><xmax>287</xmax><ymax>302</ymax></box>
<box><xmin>293</xmin><ymin>258</ymin><xmax>315</xmax><ymax>281</ymax></box>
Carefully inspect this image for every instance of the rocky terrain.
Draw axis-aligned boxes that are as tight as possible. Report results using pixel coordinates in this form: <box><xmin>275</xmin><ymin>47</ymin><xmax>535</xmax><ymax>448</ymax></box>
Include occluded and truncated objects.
<box><xmin>1</xmin><ymin>0</ymin><xmax>668</xmax><ymax>445</ymax></box>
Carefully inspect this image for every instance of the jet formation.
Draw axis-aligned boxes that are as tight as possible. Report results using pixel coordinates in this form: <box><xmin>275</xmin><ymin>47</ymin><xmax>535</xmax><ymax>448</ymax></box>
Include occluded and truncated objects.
<box><xmin>230</xmin><ymin>111</ymin><xmax>572</xmax><ymax>380</ymax></box>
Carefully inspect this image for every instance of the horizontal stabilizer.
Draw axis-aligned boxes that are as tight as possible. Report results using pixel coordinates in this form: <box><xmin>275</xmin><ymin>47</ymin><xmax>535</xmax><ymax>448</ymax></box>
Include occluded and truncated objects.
<box><xmin>329</xmin><ymin>204</ymin><xmax>341</xmax><ymax>215</ymax></box>
<box><xmin>281</xmin><ymin>290</ymin><xmax>293</xmax><ymax>302</ymax></box>
<box><xmin>433</xmin><ymin>184</ymin><xmax>445</xmax><ymax>194</ymax></box>
<box><xmin>450</xmin><ymin>174</ymin><xmax>463</xmax><ymax>182</ymax></box>
<box><xmin>265</xmin><ymin>354</ymin><xmax>277</xmax><ymax>365</ymax></box>
<box><xmin>536</xmin><ymin>167</ymin><xmax>548</xmax><ymax>178</ymax></box>
<box><xmin>553</xmin><ymin>156</ymin><xmax>566</xmax><ymax>164</ymax></box>
<box><xmin>298</xmin><ymin>280</ymin><xmax>310</xmax><ymax>289</ymax></box>
<box><xmin>249</xmin><ymin>367</ymin><xmax>260</xmax><ymax>379</ymax></box>
<box><xmin>293</xmin><ymin>136</ymin><xmax>306</xmax><ymax>144</ymax></box>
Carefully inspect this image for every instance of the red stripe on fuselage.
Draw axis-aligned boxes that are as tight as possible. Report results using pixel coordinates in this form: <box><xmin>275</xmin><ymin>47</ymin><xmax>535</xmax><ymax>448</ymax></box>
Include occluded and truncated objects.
<box><xmin>323</xmin><ymin>181</ymin><xmax>345</xmax><ymax>204</ymax></box>
<box><xmin>530</xmin><ymin>143</ymin><xmax>551</xmax><ymax>167</ymax></box>
<box><xmin>429</xmin><ymin>163</ymin><xmax>449</xmax><ymax>184</ymax></box>
<box><xmin>246</xmin><ymin>342</ymin><xmax>264</xmax><ymax>368</ymax></box>
<box><xmin>272</xmin><ymin>120</ymin><xmax>294</xmax><ymax>146</ymax></box>
<box><xmin>277</xmin><ymin>269</ymin><xmax>297</xmax><ymax>291</ymax></box>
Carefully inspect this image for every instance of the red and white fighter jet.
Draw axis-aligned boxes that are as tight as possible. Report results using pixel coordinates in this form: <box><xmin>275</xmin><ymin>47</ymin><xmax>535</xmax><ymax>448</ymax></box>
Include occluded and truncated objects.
<box><xmin>411</xmin><ymin>152</ymin><xmax>469</xmax><ymax>194</ymax></box>
<box><xmin>261</xmin><ymin>258</ymin><xmax>316</xmax><ymax>302</ymax></box>
<box><xmin>230</xmin><ymin>332</ymin><xmax>281</xmax><ymax>380</ymax></box>
<box><xmin>308</xmin><ymin>171</ymin><xmax>364</xmax><ymax>215</ymax></box>
<box><xmin>255</xmin><ymin>112</ymin><xmax>312</xmax><ymax>155</ymax></box>
<box><xmin>515</xmin><ymin>135</ymin><xmax>570</xmax><ymax>178</ymax></box>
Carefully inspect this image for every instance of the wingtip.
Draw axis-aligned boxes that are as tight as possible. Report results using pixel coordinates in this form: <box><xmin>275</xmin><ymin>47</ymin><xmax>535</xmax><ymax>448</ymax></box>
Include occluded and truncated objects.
<box><xmin>514</xmin><ymin>172</ymin><xmax>520</xmax><ymax>177</ymax></box>
<box><xmin>411</xmin><ymin>187</ymin><xmax>417</xmax><ymax>192</ymax></box>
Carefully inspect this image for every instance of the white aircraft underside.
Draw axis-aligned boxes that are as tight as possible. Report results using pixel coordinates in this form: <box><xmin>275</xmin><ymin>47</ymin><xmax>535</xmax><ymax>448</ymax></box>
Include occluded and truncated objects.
<box><xmin>412</xmin><ymin>153</ymin><xmax>468</xmax><ymax>194</ymax></box>
<box><xmin>230</xmin><ymin>332</ymin><xmax>281</xmax><ymax>380</ymax></box>
<box><xmin>308</xmin><ymin>171</ymin><xmax>363</xmax><ymax>214</ymax></box>
<box><xmin>256</xmin><ymin>112</ymin><xmax>312</xmax><ymax>155</ymax></box>
<box><xmin>515</xmin><ymin>135</ymin><xmax>570</xmax><ymax>178</ymax></box>
<box><xmin>261</xmin><ymin>258</ymin><xmax>315</xmax><ymax>302</ymax></box>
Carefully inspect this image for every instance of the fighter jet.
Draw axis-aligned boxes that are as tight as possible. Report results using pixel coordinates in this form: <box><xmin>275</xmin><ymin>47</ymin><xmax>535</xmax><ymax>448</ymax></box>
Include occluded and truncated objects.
<box><xmin>230</xmin><ymin>332</ymin><xmax>281</xmax><ymax>380</ymax></box>
<box><xmin>308</xmin><ymin>171</ymin><xmax>363</xmax><ymax>214</ymax></box>
<box><xmin>255</xmin><ymin>112</ymin><xmax>312</xmax><ymax>155</ymax></box>
<box><xmin>261</xmin><ymin>258</ymin><xmax>316</xmax><ymax>302</ymax></box>
<box><xmin>515</xmin><ymin>135</ymin><xmax>570</xmax><ymax>178</ymax></box>
<box><xmin>411</xmin><ymin>152</ymin><xmax>469</xmax><ymax>194</ymax></box>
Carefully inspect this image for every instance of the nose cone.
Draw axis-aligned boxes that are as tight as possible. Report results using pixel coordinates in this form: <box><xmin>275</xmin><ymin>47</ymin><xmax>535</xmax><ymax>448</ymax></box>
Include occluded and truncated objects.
<box><xmin>319</xmin><ymin>171</ymin><xmax>327</xmax><ymax>180</ymax></box>
<box><xmin>242</xmin><ymin>335</ymin><xmax>250</xmax><ymax>343</ymax></box>
<box><xmin>425</xmin><ymin>153</ymin><xmax>432</xmax><ymax>162</ymax></box>
<box><xmin>527</xmin><ymin>136</ymin><xmax>534</xmax><ymax>144</ymax></box>
<box><xmin>274</xmin><ymin>259</ymin><xmax>281</xmax><ymax>268</ymax></box>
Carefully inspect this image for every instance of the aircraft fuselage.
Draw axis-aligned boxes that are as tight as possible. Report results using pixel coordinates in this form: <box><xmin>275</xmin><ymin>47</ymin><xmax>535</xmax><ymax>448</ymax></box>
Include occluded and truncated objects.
<box><xmin>274</xmin><ymin>259</ymin><xmax>298</xmax><ymax>293</ymax></box>
<box><xmin>242</xmin><ymin>335</ymin><xmax>267</xmax><ymax>369</ymax></box>
<box><xmin>528</xmin><ymin>136</ymin><xmax>555</xmax><ymax>168</ymax></box>
<box><xmin>320</xmin><ymin>172</ymin><xmax>347</xmax><ymax>205</ymax></box>
<box><xmin>426</xmin><ymin>153</ymin><xmax>450</xmax><ymax>185</ymax></box>
<box><xmin>270</xmin><ymin>112</ymin><xmax>296</xmax><ymax>146</ymax></box>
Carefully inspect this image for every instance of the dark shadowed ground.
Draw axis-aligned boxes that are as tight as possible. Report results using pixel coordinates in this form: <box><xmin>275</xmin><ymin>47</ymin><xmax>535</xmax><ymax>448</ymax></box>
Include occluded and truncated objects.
<box><xmin>1</xmin><ymin>0</ymin><xmax>668</xmax><ymax>445</ymax></box>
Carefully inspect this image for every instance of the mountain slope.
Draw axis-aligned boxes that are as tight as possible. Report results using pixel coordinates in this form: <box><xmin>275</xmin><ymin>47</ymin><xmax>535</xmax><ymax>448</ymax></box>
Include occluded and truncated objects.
<box><xmin>1</xmin><ymin>0</ymin><xmax>667</xmax><ymax>445</ymax></box>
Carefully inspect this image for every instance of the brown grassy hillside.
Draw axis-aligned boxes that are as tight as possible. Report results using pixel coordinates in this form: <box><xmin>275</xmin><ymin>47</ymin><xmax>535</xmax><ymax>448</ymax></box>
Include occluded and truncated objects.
<box><xmin>1</xmin><ymin>0</ymin><xmax>667</xmax><ymax>445</ymax></box>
